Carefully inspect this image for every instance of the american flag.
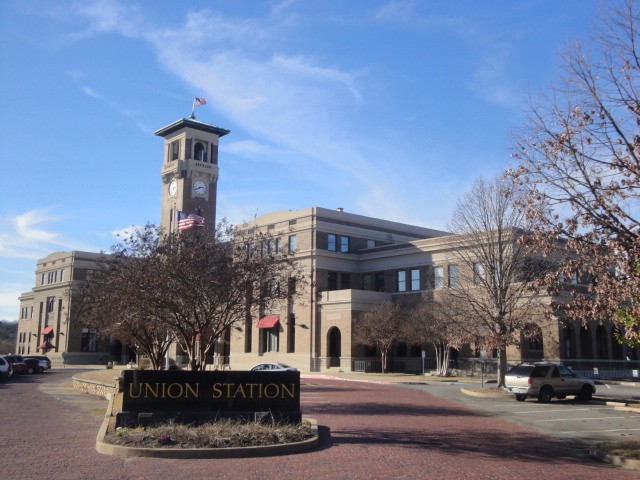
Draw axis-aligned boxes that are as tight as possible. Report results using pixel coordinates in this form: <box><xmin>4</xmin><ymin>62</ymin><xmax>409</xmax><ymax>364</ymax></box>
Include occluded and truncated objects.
<box><xmin>194</xmin><ymin>97</ymin><xmax>207</xmax><ymax>106</ymax></box>
<box><xmin>177</xmin><ymin>211</ymin><xmax>205</xmax><ymax>230</ymax></box>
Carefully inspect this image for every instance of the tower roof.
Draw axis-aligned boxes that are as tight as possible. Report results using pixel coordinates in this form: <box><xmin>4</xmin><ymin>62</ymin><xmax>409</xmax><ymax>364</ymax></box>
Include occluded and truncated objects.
<box><xmin>154</xmin><ymin>117</ymin><xmax>230</xmax><ymax>138</ymax></box>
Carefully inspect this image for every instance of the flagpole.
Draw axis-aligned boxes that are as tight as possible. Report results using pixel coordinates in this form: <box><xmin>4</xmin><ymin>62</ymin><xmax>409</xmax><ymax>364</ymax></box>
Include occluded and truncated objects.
<box><xmin>190</xmin><ymin>97</ymin><xmax>196</xmax><ymax>118</ymax></box>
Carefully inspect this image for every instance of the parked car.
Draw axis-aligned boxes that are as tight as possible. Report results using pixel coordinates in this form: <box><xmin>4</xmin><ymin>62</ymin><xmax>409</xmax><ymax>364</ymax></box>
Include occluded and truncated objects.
<box><xmin>10</xmin><ymin>361</ymin><xmax>30</xmax><ymax>375</ymax></box>
<box><xmin>24</xmin><ymin>356</ymin><xmax>51</xmax><ymax>370</ymax></box>
<box><xmin>3</xmin><ymin>354</ymin><xmax>23</xmax><ymax>365</ymax></box>
<box><xmin>504</xmin><ymin>363</ymin><xmax>596</xmax><ymax>403</ymax></box>
<box><xmin>23</xmin><ymin>358</ymin><xmax>45</xmax><ymax>374</ymax></box>
<box><xmin>250</xmin><ymin>362</ymin><xmax>298</xmax><ymax>372</ymax></box>
<box><xmin>0</xmin><ymin>357</ymin><xmax>12</xmax><ymax>379</ymax></box>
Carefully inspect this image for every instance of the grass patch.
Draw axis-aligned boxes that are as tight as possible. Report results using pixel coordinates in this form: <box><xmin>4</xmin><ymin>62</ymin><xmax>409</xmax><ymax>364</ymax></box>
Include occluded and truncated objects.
<box><xmin>104</xmin><ymin>419</ymin><xmax>314</xmax><ymax>449</ymax></box>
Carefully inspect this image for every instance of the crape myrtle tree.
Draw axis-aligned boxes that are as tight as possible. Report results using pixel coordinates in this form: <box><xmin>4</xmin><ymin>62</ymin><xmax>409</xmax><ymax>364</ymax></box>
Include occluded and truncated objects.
<box><xmin>406</xmin><ymin>294</ymin><xmax>471</xmax><ymax>377</ymax></box>
<box><xmin>72</xmin><ymin>224</ymin><xmax>173</xmax><ymax>370</ymax></box>
<box><xmin>352</xmin><ymin>300</ymin><xmax>408</xmax><ymax>373</ymax></box>
<box><xmin>510</xmin><ymin>0</ymin><xmax>640</xmax><ymax>345</ymax></box>
<box><xmin>74</xmin><ymin>221</ymin><xmax>303</xmax><ymax>370</ymax></box>
<box><xmin>447</xmin><ymin>176</ymin><xmax>551</xmax><ymax>387</ymax></box>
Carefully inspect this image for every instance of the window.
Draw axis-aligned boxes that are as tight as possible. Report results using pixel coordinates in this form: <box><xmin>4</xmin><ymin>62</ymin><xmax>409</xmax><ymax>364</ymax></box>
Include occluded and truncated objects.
<box><xmin>261</xmin><ymin>327</ymin><xmax>279</xmax><ymax>352</ymax></box>
<box><xmin>171</xmin><ymin>140</ymin><xmax>180</xmax><ymax>160</ymax></box>
<box><xmin>529</xmin><ymin>336</ymin><xmax>543</xmax><ymax>351</ymax></box>
<box><xmin>448</xmin><ymin>265</ymin><xmax>459</xmax><ymax>287</ymax></box>
<box><xmin>327</xmin><ymin>271</ymin><xmax>338</xmax><ymax>291</ymax></box>
<box><xmin>46</xmin><ymin>297</ymin><xmax>55</xmax><ymax>313</ymax></box>
<box><xmin>60</xmin><ymin>269</ymin><xmax>64</xmax><ymax>282</ymax></box>
<box><xmin>328</xmin><ymin>234</ymin><xmax>337</xmax><ymax>251</ymax></box>
<box><xmin>275</xmin><ymin>238</ymin><xmax>282</xmax><ymax>254</ymax></box>
<box><xmin>366</xmin><ymin>240</ymin><xmax>376</xmax><ymax>249</ymax></box>
<box><xmin>473</xmin><ymin>263</ymin><xmax>485</xmax><ymax>284</ymax></box>
<box><xmin>340</xmin><ymin>273</ymin><xmax>350</xmax><ymax>289</ymax></box>
<box><xmin>340</xmin><ymin>236</ymin><xmax>349</xmax><ymax>253</ymax></box>
<box><xmin>397</xmin><ymin>271</ymin><xmax>407</xmax><ymax>292</ymax></box>
<box><xmin>411</xmin><ymin>269</ymin><xmax>420</xmax><ymax>291</ymax></box>
<box><xmin>267</xmin><ymin>239</ymin><xmax>275</xmax><ymax>255</ymax></box>
<box><xmin>375</xmin><ymin>272</ymin><xmax>385</xmax><ymax>292</ymax></box>
<box><xmin>288</xmin><ymin>235</ymin><xmax>297</xmax><ymax>253</ymax></box>
<box><xmin>434</xmin><ymin>267</ymin><xmax>444</xmax><ymax>289</ymax></box>
<box><xmin>81</xmin><ymin>328</ymin><xmax>98</xmax><ymax>352</ymax></box>
<box><xmin>194</xmin><ymin>142</ymin><xmax>207</xmax><ymax>161</ymax></box>
<box><xmin>363</xmin><ymin>274</ymin><xmax>373</xmax><ymax>291</ymax></box>
<box><xmin>41</xmin><ymin>273</ymin><xmax>45</xmax><ymax>285</ymax></box>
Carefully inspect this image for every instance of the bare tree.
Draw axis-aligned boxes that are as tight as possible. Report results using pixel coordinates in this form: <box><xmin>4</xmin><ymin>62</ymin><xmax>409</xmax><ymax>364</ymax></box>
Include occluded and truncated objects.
<box><xmin>74</xmin><ymin>221</ymin><xmax>303</xmax><ymax>370</ymax></box>
<box><xmin>72</xmin><ymin>225</ymin><xmax>173</xmax><ymax>369</ymax></box>
<box><xmin>352</xmin><ymin>301</ymin><xmax>407</xmax><ymax>373</ymax></box>
<box><xmin>510</xmin><ymin>0</ymin><xmax>640</xmax><ymax>344</ymax></box>
<box><xmin>447</xmin><ymin>176</ymin><xmax>551</xmax><ymax>386</ymax></box>
<box><xmin>406</xmin><ymin>294</ymin><xmax>471</xmax><ymax>376</ymax></box>
<box><xmin>142</xmin><ymin>221</ymin><xmax>303</xmax><ymax>370</ymax></box>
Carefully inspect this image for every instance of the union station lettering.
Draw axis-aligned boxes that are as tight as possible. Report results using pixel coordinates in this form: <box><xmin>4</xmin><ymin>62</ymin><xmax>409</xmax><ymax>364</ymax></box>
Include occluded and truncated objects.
<box><xmin>120</xmin><ymin>370</ymin><xmax>301</xmax><ymax>420</ymax></box>
<box><xmin>127</xmin><ymin>381</ymin><xmax>296</xmax><ymax>400</ymax></box>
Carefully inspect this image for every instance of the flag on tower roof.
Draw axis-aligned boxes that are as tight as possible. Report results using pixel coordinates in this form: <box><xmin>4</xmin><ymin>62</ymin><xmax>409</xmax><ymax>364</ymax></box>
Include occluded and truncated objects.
<box><xmin>194</xmin><ymin>97</ymin><xmax>207</xmax><ymax>106</ymax></box>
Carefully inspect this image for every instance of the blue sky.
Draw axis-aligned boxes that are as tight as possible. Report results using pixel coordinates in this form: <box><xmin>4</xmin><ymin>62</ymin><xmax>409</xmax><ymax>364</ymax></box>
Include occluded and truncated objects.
<box><xmin>0</xmin><ymin>0</ymin><xmax>600</xmax><ymax>320</ymax></box>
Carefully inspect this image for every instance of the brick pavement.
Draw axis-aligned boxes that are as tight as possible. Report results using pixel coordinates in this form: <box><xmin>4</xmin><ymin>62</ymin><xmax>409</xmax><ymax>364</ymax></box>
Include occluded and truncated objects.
<box><xmin>0</xmin><ymin>370</ymin><xmax>637</xmax><ymax>480</ymax></box>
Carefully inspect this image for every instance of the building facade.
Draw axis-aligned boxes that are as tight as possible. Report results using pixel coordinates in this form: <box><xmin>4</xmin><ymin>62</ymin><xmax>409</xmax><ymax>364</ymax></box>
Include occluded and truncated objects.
<box><xmin>227</xmin><ymin>209</ymin><xmax>639</xmax><ymax>374</ymax></box>
<box><xmin>15</xmin><ymin>251</ymin><xmax>118</xmax><ymax>365</ymax></box>
<box><xmin>15</xmin><ymin>115</ymin><xmax>639</xmax><ymax>374</ymax></box>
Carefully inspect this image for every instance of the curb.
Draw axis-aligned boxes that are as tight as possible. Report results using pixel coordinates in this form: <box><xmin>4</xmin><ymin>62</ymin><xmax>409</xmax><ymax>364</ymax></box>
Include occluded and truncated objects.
<box><xmin>94</xmin><ymin>379</ymin><xmax>320</xmax><ymax>458</ymax></box>
<box><xmin>95</xmin><ymin>417</ymin><xmax>319</xmax><ymax>459</ymax></box>
<box><xmin>460</xmin><ymin>387</ymin><xmax>511</xmax><ymax>398</ymax></box>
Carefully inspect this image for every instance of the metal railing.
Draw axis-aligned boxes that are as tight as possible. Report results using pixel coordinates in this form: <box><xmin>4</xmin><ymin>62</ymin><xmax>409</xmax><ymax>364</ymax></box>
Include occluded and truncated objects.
<box><xmin>347</xmin><ymin>356</ymin><xmax>640</xmax><ymax>380</ymax></box>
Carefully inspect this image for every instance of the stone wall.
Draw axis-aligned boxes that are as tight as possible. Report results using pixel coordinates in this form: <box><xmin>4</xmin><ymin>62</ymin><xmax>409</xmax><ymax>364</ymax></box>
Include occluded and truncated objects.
<box><xmin>72</xmin><ymin>377</ymin><xmax>119</xmax><ymax>399</ymax></box>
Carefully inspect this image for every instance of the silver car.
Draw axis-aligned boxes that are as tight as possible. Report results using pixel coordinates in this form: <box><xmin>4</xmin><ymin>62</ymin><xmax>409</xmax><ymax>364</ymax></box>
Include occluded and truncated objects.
<box><xmin>504</xmin><ymin>363</ymin><xmax>596</xmax><ymax>403</ymax></box>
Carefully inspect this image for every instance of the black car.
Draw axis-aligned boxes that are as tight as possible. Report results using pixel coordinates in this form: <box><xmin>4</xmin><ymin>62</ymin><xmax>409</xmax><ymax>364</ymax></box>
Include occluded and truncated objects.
<box><xmin>23</xmin><ymin>355</ymin><xmax>51</xmax><ymax>370</ymax></box>
<box><xmin>23</xmin><ymin>358</ymin><xmax>44</xmax><ymax>374</ymax></box>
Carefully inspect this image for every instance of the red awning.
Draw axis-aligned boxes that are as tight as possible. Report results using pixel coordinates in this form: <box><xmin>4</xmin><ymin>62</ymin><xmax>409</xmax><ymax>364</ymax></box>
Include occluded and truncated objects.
<box><xmin>38</xmin><ymin>341</ymin><xmax>55</xmax><ymax>350</ymax></box>
<box><xmin>257</xmin><ymin>316</ymin><xmax>280</xmax><ymax>329</ymax></box>
<box><xmin>42</xmin><ymin>326</ymin><xmax>54</xmax><ymax>336</ymax></box>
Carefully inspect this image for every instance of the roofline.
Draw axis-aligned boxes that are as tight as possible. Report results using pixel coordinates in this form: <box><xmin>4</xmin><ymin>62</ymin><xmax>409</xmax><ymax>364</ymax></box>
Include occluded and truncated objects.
<box><xmin>154</xmin><ymin>117</ymin><xmax>230</xmax><ymax>138</ymax></box>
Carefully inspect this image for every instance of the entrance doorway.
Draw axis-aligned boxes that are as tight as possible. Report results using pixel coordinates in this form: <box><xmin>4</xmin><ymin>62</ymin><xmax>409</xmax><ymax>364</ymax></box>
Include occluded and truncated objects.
<box><xmin>328</xmin><ymin>327</ymin><xmax>341</xmax><ymax>367</ymax></box>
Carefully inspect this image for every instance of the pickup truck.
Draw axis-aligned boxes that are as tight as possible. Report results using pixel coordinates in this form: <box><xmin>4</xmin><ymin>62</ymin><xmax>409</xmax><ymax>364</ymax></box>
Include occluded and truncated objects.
<box><xmin>504</xmin><ymin>363</ymin><xmax>596</xmax><ymax>403</ymax></box>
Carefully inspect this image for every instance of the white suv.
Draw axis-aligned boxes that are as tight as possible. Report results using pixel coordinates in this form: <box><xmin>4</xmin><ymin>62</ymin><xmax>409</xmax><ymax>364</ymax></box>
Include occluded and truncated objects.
<box><xmin>0</xmin><ymin>357</ymin><xmax>12</xmax><ymax>379</ymax></box>
<box><xmin>504</xmin><ymin>363</ymin><xmax>596</xmax><ymax>403</ymax></box>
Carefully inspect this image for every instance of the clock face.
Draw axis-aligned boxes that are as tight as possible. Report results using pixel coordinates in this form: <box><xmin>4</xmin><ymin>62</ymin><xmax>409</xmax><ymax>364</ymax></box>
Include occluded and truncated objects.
<box><xmin>193</xmin><ymin>180</ymin><xmax>207</xmax><ymax>196</ymax></box>
<box><xmin>169</xmin><ymin>180</ymin><xmax>177</xmax><ymax>197</ymax></box>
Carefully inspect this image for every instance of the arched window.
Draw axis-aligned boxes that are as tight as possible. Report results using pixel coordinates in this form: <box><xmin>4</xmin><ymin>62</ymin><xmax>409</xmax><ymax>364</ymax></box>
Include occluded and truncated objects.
<box><xmin>596</xmin><ymin>325</ymin><xmax>609</xmax><ymax>359</ymax></box>
<box><xmin>562</xmin><ymin>324</ymin><xmax>574</xmax><ymax>359</ymax></box>
<box><xmin>194</xmin><ymin>142</ymin><xmax>207</xmax><ymax>162</ymax></box>
<box><xmin>611</xmin><ymin>326</ymin><xmax>624</xmax><ymax>360</ymax></box>
<box><xmin>580</xmin><ymin>324</ymin><xmax>593</xmax><ymax>359</ymax></box>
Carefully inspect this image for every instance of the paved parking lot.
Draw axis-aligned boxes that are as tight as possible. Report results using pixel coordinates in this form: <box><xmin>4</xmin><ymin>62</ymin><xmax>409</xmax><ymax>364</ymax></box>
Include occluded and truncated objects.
<box><xmin>406</xmin><ymin>381</ymin><xmax>640</xmax><ymax>444</ymax></box>
<box><xmin>1</xmin><ymin>369</ymin><xmax>638</xmax><ymax>480</ymax></box>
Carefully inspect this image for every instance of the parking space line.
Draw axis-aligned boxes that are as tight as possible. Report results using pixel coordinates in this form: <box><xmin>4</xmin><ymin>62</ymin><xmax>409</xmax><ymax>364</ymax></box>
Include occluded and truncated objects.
<box><xmin>558</xmin><ymin>428</ymin><xmax>640</xmax><ymax>434</ymax></box>
<box><xmin>536</xmin><ymin>416</ymin><xmax>629</xmax><ymax>422</ymax></box>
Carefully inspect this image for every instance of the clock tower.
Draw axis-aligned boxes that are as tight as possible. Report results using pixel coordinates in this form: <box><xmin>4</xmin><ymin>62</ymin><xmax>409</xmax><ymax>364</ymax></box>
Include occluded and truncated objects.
<box><xmin>154</xmin><ymin>116</ymin><xmax>230</xmax><ymax>235</ymax></box>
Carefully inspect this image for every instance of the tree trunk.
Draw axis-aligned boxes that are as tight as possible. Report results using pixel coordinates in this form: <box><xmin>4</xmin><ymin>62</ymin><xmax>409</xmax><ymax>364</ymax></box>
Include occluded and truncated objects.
<box><xmin>497</xmin><ymin>347</ymin><xmax>508</xmax><ymax>387</ymax></box>
<box><xmin>441</xmin><ymin>345</ymin><xmax>450</xmax><ymax>376</ymax></box>
<box><xmin>433</xmin><ymin>342</ymin><xmax>442</xmax><ymax>376</ymax></box>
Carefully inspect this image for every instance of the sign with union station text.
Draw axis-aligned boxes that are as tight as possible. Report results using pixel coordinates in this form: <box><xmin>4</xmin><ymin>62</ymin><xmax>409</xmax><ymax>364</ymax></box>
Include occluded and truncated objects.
<box><xmin>121</xmin><ymin>369</ymin><xmax>300</xmax><ymax>414</ymax></box>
